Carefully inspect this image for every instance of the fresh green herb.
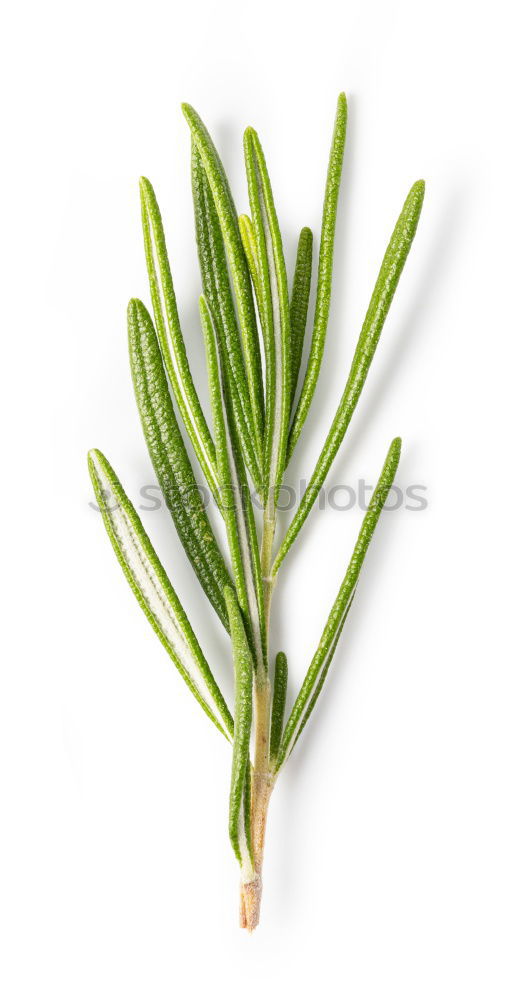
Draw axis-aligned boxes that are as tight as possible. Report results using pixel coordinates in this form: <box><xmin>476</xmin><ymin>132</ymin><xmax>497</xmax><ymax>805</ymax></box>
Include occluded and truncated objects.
<box><xmin>89</xmin><ymin>94</ymin><xmax>424</xmax><ymax>931</ymax></box>
<box><xmin>269</xmin><ymin>652</ymin><xmax>288</xmax><ymax>763</ymax></box>
<box><xmin>289</xmin><ymin>227</ymin><xmax>313</xmax><ymax>411</ymax></box>
<box><xmin>88</xmin><ymin>449</ymin><xmax>233</xmax><ymax>739</ymax></box>
<box><xmin>225</xmin><ymin>586</ymin><xmax>254</xmax><ymax>877</ymax></box>
<box><xmin>273</xmin><ymin>180</ymin><xmax>425</xmax><ymax>575</ymax></box>
<box><xmin>191</xmin><ymin>144</ymin><xmax>262</xmax><ymax>492</ymax></box>
<box><xmin>201</xmin><ymin>296</ymin><xmax>266</xmax><ymax>673</ymax></box>
<box><xmin>183</xmin><ymin>103</ymin><xmax>265</xmax><ymax>462</ymax></box>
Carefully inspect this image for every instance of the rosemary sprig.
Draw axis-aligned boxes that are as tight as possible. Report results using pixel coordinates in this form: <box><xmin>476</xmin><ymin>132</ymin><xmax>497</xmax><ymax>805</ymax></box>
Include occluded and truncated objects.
<box><xmin>89</xmin><ymin>94</ymin><xmax>425</xmax><ymax>931</ymax></box>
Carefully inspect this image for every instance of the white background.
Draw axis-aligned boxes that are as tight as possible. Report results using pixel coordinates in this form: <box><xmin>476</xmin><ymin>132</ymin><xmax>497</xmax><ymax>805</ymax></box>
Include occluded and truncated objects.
<box><xmin>1</xmin><ymin>1</ymin><xmax>516</xmax><ymax>996</ymax></box>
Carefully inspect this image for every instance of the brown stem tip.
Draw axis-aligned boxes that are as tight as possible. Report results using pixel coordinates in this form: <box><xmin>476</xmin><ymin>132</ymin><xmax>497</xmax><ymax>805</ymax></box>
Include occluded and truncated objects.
<box><xmin>241</xmin><ymin>877</ymin><xmax>263</xmax><ymax>932</ymax></box>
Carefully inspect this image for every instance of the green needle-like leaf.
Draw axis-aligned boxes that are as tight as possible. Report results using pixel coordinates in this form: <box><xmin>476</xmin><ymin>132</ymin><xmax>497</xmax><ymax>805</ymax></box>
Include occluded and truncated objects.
<box><xmin>88</xmin><ymin>449</ymin><xmax>233</xmax><ymax>740</ymax></box>
<box><xmin>238</xmin><ymin>214</ymin><xmax>260</xmax><ymax>297</ymax></box>
<box><xmin>128</xmin><ymin>298</ymin><xmax>233</xmax><ymax>630</ymax></box>
<box><xmin>290</xmin><ymin>595</ymin><xmax>355</xmax><ymax>756</ymax></box>
<box><xmin>275</xmin><ymin>437</ymin><xmax>401</xmax><ymax>770</ymax></box>
<box><xmin>191</xmin><ymin>144</ymin><xmax>262</xmax><ymax>493</ymax></box>
<box><xmin>183</xmin><ymin>103</ymin><xmax>265</xmax><ymax>462</ymax></box>
<box><xmin>140</xmin><ymin>177</ymin><xmax>219</xmax><ymax>498</ymax></box>
<box><xmin>289</xmin><ymin>226</ymin><xmax>313</xmax><ymax>411</ymax></box>
<box><xmin>225</xmin><ymin>587</ymin><xmax>254</xmax><ymax>876</ymax></box>
<box><xmin>269</xmin><ymin>651</ymin><xmax>288</xmax><ymax>762</ymax></box>
<box><xmin>288</xmin><ymin>93</ymin><xmax>348</xmax><ymax>459</ymax></box>
<box><xmin>239</xmin><ymin>212</ymin><xmax>267</xmax><ymax>335</ymax></box>
<box><xmin>244</xmin><ymin>128</ymin><xmax>291</xmax><ymax>519</ymax></box>
<box><xmin>201</xmin><ymin>296</ymin><xmax>266</xmax><ymax>674</ymax></box>
<box><xmin>273</xmin><ymin>180</ymin><xmax>425</xmax><ymax>576</ymax></box>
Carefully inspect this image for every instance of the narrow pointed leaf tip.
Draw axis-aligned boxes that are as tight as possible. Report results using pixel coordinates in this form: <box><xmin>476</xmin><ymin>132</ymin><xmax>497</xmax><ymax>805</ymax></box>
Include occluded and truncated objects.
<box><xmin>225</xmin><ymin>587</ymin><xmax>254</xmax><ymax>878</ymax></box>
<box><xmin>182</xmin><ymin>102</ymin><xmax>265</xmax><ymax>460</ymax></box>
<box><xmin>243</xmin><ymin>126</ymin><xmax>291</xmax><ymax>512</ymax></box>
<box><xmin>190</xmin><ymin>145</ymin><xmax>262</xmax><ymax>492</ymax></box>
<box><xmin>274</xmin><ymin>436</ymin><xmax>402</xmax><ymax>770</ymax></box>
<box><xmin>88</xmin><ymin>448</ymin><xmax>233</xmax><ymax>740</ymax></box>
<box><xmin>139</xmin><ymin>177</ymin><xmax>219</xmax><ymax>498</ymax></box>
<box><xmin>273</xmin><ymin>179</ymin><xmax>424</xmax><ymax>576</ymax></box>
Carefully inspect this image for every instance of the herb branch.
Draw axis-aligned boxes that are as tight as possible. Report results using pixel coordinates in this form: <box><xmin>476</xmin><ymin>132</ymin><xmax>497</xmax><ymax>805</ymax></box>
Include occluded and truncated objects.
<box><xmin>89</xmin><ymin>93</ymin><xmax>424</xmax><ymax>930</ymax></box>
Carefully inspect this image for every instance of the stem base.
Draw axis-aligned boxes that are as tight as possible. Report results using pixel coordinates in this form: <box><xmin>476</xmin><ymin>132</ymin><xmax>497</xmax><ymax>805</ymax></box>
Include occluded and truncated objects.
<box><xmin>240</xmin><ymin>768</ymin><xmax>273</xmax><ymax>931</ymax></box>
